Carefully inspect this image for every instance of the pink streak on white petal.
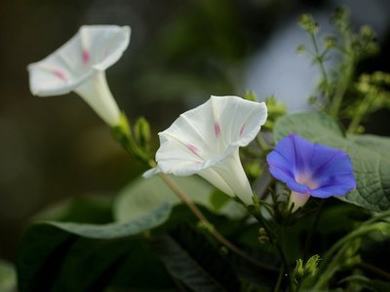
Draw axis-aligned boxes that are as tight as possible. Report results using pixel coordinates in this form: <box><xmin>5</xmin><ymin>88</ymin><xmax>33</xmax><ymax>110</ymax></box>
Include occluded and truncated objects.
<box><xmin>239</xmin><ymin>124</ymin><xmax>245</xmax><ymax>136</ymax></box>
<box><xmin>214</xmin><ymin>122</ymin><xmax>221</xmax><ymax>137</ymax></box>
<box><xmin>52</xmin><ymin>69</ymin><xmax>67</xmax><ymax>81</ymax></box>
<box><xmin>82</xmin><ymin>50</ymin><xmax>90</xmax><ymax>64</ymax></box>
<box><xmin>186</xmin><ymin>144</ymin><xmax>202</xmax><ymax>159</ymax></box>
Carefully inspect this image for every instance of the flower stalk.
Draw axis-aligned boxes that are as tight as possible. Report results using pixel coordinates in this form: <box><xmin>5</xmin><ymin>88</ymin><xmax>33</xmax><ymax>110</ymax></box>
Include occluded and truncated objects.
<box><xmin>248</xmin><ymin>205</ymin><xmax>292</xmax><ymax>289</ymax></box>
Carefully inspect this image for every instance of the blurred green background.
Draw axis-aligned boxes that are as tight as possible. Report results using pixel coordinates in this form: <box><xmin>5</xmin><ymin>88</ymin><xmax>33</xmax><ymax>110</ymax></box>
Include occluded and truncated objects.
<box><xmin>0</xmin><ymin>0</ymin><xmax>389</xmax><ymax>261</ymax></box>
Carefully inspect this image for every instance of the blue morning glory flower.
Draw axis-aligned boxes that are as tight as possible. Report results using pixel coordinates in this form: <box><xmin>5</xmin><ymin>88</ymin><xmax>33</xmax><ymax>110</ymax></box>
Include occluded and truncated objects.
<box><xmin>266</xmin><ymin>134</ymin><xmax>356</xmax><ymax>200</ymax></box>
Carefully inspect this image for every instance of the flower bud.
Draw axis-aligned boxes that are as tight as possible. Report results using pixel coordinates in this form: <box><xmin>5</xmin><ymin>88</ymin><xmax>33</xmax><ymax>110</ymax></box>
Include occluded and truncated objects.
<box><xmin>294</xmin><ymin>259</ymin><xmax>305</xmax><ymax>278</ymax></box>
<box><xmin>296</xmin><ymin>44</ymin><xmax>306</xmax><ymax>54</ymax></box>
<box><xmin>244</xmin><ymin>90</ymin><xmax>257</xmax><ymax>102</ymax></box>
<box><xmin>134</xmin><ymin>117</ymin><xmax>152</xmax><ymax>150</ymax></box>
<box><xmin>324</xmin><ymin>36</ymin><xmax>337</xmax><ymax>49</ymax></box>
<box><xmin>305</xmin><ymin>255</ymin><xmax>320</xmax><ymax>277</ymax></box>
<box><xmin>298</xmin><ymin>14</ymin><xmax>319</xmax><ymax>34</ymax></box>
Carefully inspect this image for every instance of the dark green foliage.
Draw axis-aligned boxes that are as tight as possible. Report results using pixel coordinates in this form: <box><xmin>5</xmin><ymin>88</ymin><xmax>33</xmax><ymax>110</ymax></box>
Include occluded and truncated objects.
<box><xmin>17</xmin><ymin>224</ymin><xmax>173</xmax><ymax>292</ymax></box>
<box><xmin>152</xmin><ymin>226</ymin><xmax>240</xmax><ymax>292</ymax></box>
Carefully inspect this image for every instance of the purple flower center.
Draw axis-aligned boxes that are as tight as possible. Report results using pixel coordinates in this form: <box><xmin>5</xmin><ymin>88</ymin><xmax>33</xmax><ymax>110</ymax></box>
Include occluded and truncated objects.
<box><xmin>295</xmin><ymin>173</ymin><xmax>318</xmax><ymax>190</ymax></box>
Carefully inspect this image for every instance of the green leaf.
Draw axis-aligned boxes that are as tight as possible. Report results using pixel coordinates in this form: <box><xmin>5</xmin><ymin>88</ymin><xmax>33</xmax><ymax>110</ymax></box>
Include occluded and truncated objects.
<box><xmin>17</xmin><ymin>198</ymin><xmax>173</xmax><ymax>290</ymax></box>
<box><xmin>273</xmin><ymin>112</ymin><xmax>390</xmax><ymax>212</ymax></box>
<box><xmin>209</xmin><ymin>190</ymin><xmax>231</xmax><ymax>211</ymax></box>
<box><xmin>348</xmin><ymin>134</ymin><xmax>390</xmax><ymax>161</ymax></box>
<box><xmin>151</xmin><ymin>226</ymin><xmax>240</xmax><ymax>292</ymax></box>
<box><xmin>34</xmin><ymin>195</ymin><xmax>113</xmax><ymax>223</ymax></box>
<box><xmin>32</xmin><ymin>194</ymin><xmax>171</xmax><ymax>240</ymax></box>
<box><xmin>114</xmin><ymin>176</ymin><xmax>210</xmax><ymax>221</ymax></box>
<box><xmin>114</xmin><ymin>175</ymin><xmax>245</xmax><ymax>227</ymax></box>
<box><xmin>46</xmin><ymin>203</ymin><xmax>171</xmax><ymax>239</ymax></box>
<box><xmin>17</xmin><ymin>224</ymin><xmax>174</xmax><ymax>292</ymax></box>
<box><xmin>0</xmin><ymin>260</ymin><xmax>16</xmax><ymax>292</ymax></box>
<box><xmin>17</xmin><ymin>206</ymin><xmax>247</xmax><ymax>292</ymax></box>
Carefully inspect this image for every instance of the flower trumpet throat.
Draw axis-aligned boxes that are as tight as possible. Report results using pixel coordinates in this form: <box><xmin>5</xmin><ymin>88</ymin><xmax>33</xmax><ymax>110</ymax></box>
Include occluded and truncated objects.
<box><xmin>144</xmin><ymin>95</ymin><xmax>268</xmax><ymax>205</ymax></box>
<box><xmin>28</xmin><ymin>25</ymin><xmax>130</xmax><ymax>127</ymax></box>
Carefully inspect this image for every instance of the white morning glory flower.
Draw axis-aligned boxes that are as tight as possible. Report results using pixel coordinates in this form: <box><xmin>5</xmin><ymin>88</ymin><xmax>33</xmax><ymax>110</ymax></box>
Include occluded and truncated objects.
<box><xmin>145</xmin><ymin>95</ymin><xmax>268</xmax><ymax>205</ymax></box>
<box><xmin>28</xmin><ymin>25</ymin><xmax>130</xmax><ymax>126</ymax></box>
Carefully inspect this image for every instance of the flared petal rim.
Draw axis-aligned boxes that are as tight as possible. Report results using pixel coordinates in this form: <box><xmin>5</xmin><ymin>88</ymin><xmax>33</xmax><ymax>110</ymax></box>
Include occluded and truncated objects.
<box><xmin>28</xmin><ymin>25</ymin><xmax>130</xmax><ymax>97</ymax></box>
<box><xmin>153</xmin><ymin>95</ymin><xmax>267</xmax><ymax>176</ymax></box>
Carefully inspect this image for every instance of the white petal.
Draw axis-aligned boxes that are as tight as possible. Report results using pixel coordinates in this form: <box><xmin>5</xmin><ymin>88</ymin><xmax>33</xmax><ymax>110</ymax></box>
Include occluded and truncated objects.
<box><xmin>199</xmin><ymin>150</ymin><xmax>254</xmax><ymax>205</ymax></box>
<box><xmin>80</xmin><ymin>25</ymin><xmax>131</xmax><ymax>71</ymax></box>
<box><xmin>28</xmin><ymin>52</ymin><xmax>91</xmax><ymax>97</ymax></box>
<box><xmin>74</xmin><ymin>71</ymin><xmax>120</xmax><ymax>126</ymax></box>
<box><xmin>150</xmin><ymin>95</ymin><xmax>266</xmax><ymax>205</ymax></box>
<box><xmin>208</xmin><ymin>95</ymin><xmax>268</xmax><ymax>147</ymax></box>
<box><xmin>154</xmin><ymin>132</ymin><xmax>206</xmax><ymax>176</ymax></box>
<box><xmin>157</xmin><ymin>95</ymin><xmax>267</xmax><ymax>158</ymax></box>
<box><xmin>160</xmin><ymin>98</ymin><xmax>219</xmax><ymax>156</ymax></box>
<box><xmin>27</xmin><ymin>25</ymin><xmax>130</xmax><ymax>97</ymax></box>
<box><xmin>143</xmin><ymin>167</ymin><xmax>161</xmax><ymax>178</ymax></box>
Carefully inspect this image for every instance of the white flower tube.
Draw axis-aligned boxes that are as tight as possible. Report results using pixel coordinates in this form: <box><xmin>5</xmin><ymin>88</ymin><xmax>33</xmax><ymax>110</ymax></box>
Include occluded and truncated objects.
<box><xmin>145</xmin><ymin>95</ymin><xmax>268</xmax><ymax>205</ymax></box>
<box><xmin>28</xmin><ymin>25</ymin><xmax>130</xmax><ymax>126</ymax></box>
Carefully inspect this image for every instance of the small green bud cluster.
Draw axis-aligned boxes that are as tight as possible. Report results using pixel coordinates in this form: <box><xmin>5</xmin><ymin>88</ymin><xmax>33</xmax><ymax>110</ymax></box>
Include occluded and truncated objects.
<box><xmin>295</xmin><ymin>44</ymin><xmax>306</xmax><ymax>54</ymax></box>
<box><xmin>324</xmin><ymin>35</ymin><xmax>337</xmax><ymax>50</ymax></box>
<box><xmin>264</xmin><ymin>96</ymin><xmax>286</xmax><ymax>131</ymax></box>
<box><xmin>297</xmin><ymin>6</ymin><xmax>381</xmax><ymax>118</ymax></box>
<box><xmin>244</xmin><ymin>90</ymin><xmax>257</xmax><ymax>102</ymax></box>
<box><xmin>134</xmin><ymin>117</ymin><xmax>152</xmax><ymax>153</ymax></box>
<box><xmin>292</xmin><ymin>255</ymin><xmax>321</xmax><ymax>286</ymax></box>
<box><xmin>258</xmin><ymin>227</ymin><xmax>269</xmax><ymax>244</ymax></box>
<box><xmin>331</xmin><ymin>6</ymin><xmax>349</xmax><ymax>32</ymax></box>
<box><xmin>332</xmin><ymin>7</ymin><xmax>378</xmax><ymax>59</ymax></box>
<box><xmin>298</xmin><ymin>14</ymin><xmax>318</xmax><ymax>34</ymax></box>
<box><xmin>112</xmin><ymin>113</ymin><xmax>153</xmax><ymax>162</ymax></box>
<box><xmin>244</xmin><ymin>161</ymin><xmax>262</xmax><ymax>179</ymax></box>
<box><xmin>352</xmin><ymin>25</ymin><xmax>379</xmax><ymax>58</ymax></box>
<box><xmin>342</xmin><ymin>239</ymin><xmax>362</xmax><ymax>267</ymax></box>
<box><xmin>345</xmin><ymin>71</ymin><xmax>390</xmax><ymax>129</ymax></box>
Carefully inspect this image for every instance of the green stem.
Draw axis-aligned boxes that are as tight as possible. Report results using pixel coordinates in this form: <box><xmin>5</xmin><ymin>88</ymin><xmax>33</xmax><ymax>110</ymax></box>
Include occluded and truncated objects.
<box><xmin>324</xmin><ymin>210</ymin><xmax>390</xmax><ymax>260</ymax></box>
<box><xmin>364</xmin><ymin>209</ymin><xmax>390</xmax><ymax>225</ymax></box>
<box><xmin>329</xmin><ymin>60</ymin><xmax>354</xmax><ymax>117</ymax></box>
<box><xmin>158</xmin><ymin>172</ymin><xmax>274</xmax><ymax>272</ymax></box>
<box><xmin>329</xmin><ymin>28</ymin><xmax>355</xmax><ymax>118</ymax></box>
<box><xmin>323</xmin><ymin>222</ymin><xmax>385</xmax><ymax>261</ymax></box>
<box><xmin>273</xmin><ymin>267</ymin><xmax>284</xmax><ymax>292</ymax></box>
<box><xmin>310</xmin><ymin>33</ymin><xmax>330</xmax><ymax>98</ymax></box>
<box><xmin>313</xmin><ymin>244</ymin><xmax>349</xmax><ymax>289</ymax></box>
<box><xmin>249</xmin><ymin>207</ymin><xmax>291</xmax><ymax>288</ymax></box>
